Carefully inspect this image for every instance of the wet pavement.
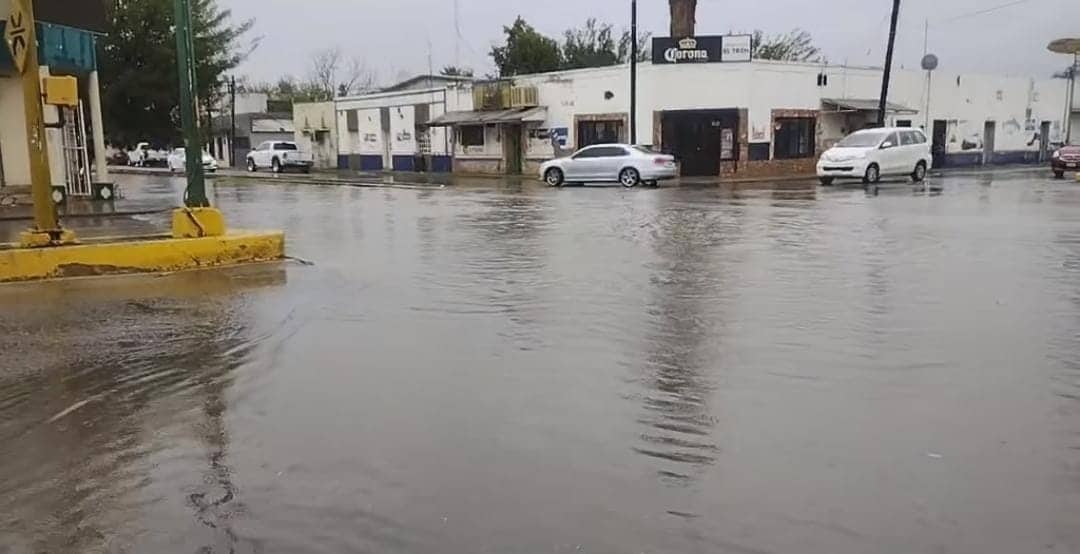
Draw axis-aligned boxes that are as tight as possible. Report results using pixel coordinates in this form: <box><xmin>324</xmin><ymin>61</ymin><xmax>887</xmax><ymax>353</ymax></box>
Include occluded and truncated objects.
<box><xmin>2</xmin><ymin>169</ymin><xmax>1079</xmax><ymax>553</ymax></box>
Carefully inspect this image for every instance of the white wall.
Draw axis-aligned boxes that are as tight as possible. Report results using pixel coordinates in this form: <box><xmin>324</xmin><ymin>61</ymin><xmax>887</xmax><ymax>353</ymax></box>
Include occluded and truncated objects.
<box><xmin>511</xmin><ymin>60</ymin><xmax>1069</xmax><ymax>159</ymax></box>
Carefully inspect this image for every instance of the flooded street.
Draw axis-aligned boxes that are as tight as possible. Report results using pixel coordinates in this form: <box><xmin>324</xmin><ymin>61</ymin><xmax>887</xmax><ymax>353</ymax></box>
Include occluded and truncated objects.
<box><xmin>2</xmin><ymin>171</ymin><xmax>1079</xmax><ymax>553</ymax></box>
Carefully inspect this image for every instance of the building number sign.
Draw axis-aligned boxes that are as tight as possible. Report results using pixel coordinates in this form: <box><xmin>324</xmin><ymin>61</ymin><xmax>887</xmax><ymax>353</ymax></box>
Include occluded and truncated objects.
<box><xmin>5</xmin><ymin>0</ymin><xmax>29</xmax><ymax>74</ymax></box>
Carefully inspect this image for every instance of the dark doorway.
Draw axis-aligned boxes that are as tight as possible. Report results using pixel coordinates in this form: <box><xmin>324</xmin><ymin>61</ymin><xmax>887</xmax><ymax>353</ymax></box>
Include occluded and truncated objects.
<box><xmin>503</xmin><ymin>124</ymin><xmax>522</xmax><ymax>175</ymax></box>
<box><xmin>983</xmin><ymin>121</ymin><xmax>996</xmax><ymax>165</ymax></box>
<box><xmin>931</xmin><ymin>120</ymin><xmax>947</xmax><ymax>169</ymax></box>
<box><xmin>661</xmin><ymin>109</ymin><xmax>738</xmax><ymax>177</ymax></box>
<box><xmin>1039</xmin><ymin>121</ymin><xmax>1051</xmax><ymax>162</ymax></box>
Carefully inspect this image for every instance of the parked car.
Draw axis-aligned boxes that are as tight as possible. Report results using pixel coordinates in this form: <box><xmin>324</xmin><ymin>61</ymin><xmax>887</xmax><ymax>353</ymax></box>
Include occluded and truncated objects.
<box><xmin>246</xmin><ymin>141</ymin><xmax>313</xmax><ymax>174</ymax></box>
<box><xmin>540</xmin><ymin>144</ymin><xmax>677</xmax><ymax>187</ymax></box>
<box><xmin>1051</xmin><ymin>144</ymin><xmax>1080</xmax><ymax>179</ymax></box>
<box><xmin>817</xmin><ymin>127</ymin><xmax>933</xmax><ymax>185</ymax></box>
<box><xmin>167</xmin><ymin>148</ymin><xmax>218</xmax><ymax>174</ymax></box>
<box><xmin>126</xmin><ymin>142</ymin><xmax>169</xmax><ymax>167</ymax></box>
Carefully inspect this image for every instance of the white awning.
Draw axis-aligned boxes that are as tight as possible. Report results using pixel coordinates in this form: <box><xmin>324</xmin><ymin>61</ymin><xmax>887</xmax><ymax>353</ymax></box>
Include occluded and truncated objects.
<box><xmin>427</xmin><ymin>107</ymin><xmax>547</xmax><ymax>127</ymax></box>
<box><xmin>822</xmin><ymin>98</ymin><xmax>918</xmax><ymax>115</ymax></box>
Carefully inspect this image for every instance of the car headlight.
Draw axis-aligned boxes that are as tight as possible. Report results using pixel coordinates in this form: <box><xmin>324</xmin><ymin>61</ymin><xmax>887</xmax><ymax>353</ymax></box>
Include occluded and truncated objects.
<box><xmin>1052</xmin><ymin>151</ymin><xmax>1060</xmax><ymax>159</ymax></box>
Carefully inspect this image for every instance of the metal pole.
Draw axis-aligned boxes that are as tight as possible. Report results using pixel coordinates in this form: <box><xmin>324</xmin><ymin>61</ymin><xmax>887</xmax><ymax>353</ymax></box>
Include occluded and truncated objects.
<box><xmin>878</xmin><ymin>0</ymin><xmax>902</xmax><ymax>127</ymax></box>
<box><xmin>174</xmin><ymin>0</ymin><xmax>208</xmax><ymax>207</ymax></box>
<box><xmin>1067</xmin><ymin>54</ymin><xmax>1077</xmax><ymax>144</ymax></box>
<box><xmin>230</xmin><ymin>76</ymin><xmax>237</xmax><ymax>167</ymax></box>
<box><xmin>14</xmin><ymin>0</ymin><xmax>60</xmax><ymax>233</ymax></box>
<box><xmin>630</xmin><ymin>0</ymin><xmax>638</xmax><ymax>145</ymax></box>
<box><xmin>88</xmin><ymin>69</ymin><xmax>109</xmax><ymax>183</ymax></box>
<box><xmin>924</xmin><ymin>70</ymin><xmax>932</xmax><ymax>131</ymax></box>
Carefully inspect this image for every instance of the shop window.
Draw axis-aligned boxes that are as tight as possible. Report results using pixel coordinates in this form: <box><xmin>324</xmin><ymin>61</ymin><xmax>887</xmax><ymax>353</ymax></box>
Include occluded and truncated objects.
<box><xmin>774</xmin><ymin>118</ymin><xmax>816</xmax><ymax>160</ymax></box>
<box><xmin>577</xmin><ymin>120</ymin><xmax>624</xmax><ymax>148</ymax></box>
<box><xmin>460</xmin><ymin>125</ymin><xmax>484</xmax><ymax>147</ymax></box>
<box><xmin>896</xmin><ymin>120</ymin><xmax>912</xmax><ymax>128</ymax></box>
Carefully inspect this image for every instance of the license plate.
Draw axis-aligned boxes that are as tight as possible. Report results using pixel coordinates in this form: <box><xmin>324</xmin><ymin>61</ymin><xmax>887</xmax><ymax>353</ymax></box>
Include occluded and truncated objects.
<box><xmin>1068</xmin><ymin>163</ymin><xmax>1078</xmax><ymax>168</ymax></box>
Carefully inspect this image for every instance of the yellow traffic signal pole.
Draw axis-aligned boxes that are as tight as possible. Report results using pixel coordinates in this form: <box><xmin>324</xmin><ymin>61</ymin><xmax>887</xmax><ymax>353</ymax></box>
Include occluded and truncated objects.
<box><xmin>9</xmin><ymin>0</ymin><xmax>74</xmax><ymax>246</ymax></box>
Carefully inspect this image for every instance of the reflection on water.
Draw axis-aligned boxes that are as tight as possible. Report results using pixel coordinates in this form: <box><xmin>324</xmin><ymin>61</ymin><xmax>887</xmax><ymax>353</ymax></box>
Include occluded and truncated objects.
<box><xmin>3</xmin><ymin>173</ymin><xmax>1080</xmax><ymax>553</ymax></box>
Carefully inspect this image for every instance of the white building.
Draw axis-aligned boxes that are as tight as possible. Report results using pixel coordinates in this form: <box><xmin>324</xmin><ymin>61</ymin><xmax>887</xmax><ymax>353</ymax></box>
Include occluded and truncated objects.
<box><xmin>331</xmin><ymin>56</ymin><xmax>1071</xmax><ymax>179</ymax></box>
<box><xmin>333</xmin><ymin>75</ymin><xmax>473</xmax><ymax>172</ymax></box>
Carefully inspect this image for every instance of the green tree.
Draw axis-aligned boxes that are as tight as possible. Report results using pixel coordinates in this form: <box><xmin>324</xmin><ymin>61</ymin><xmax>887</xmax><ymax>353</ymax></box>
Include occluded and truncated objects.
<box><xmin>562</xmin><ymin>19</ymin><xmax>619</xmax><ymax>69</ymax></box>
<box><xmin>752</xmin><ymin>29</ymin><xmax>823</xmax><ymax>63</ymax></box>
<box><xmin>490</xmin><ymin>17</ymin><xmax>562</xmax><ymax>77</ymax></box>
<box><xmin>99</xmin><ymin>0</ymin><xmax>253</xmax><ymax>147</ymax></box>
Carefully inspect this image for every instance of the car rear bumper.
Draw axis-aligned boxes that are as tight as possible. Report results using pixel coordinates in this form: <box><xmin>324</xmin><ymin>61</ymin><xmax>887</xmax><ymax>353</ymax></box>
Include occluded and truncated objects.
<box><xmin>640</xmin><ymin>167</ymin><xmax>678</xmax><ymax>180</ymax></box>
<box><xmin>817</xmin><ymin>160</ymin><xmax>869</xmax><ymax>178</ymax></box>
<box><xmin>282</xmin><ymin>160</ymin><xmax>313</xmax><ymax>168</ymax></box>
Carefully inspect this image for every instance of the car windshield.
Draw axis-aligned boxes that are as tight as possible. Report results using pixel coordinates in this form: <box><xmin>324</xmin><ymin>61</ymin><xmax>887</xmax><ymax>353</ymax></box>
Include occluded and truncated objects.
<box><xmin>837</xmin><ymin>131</ymin><xmax>888</xmax><ymax>148</ymax></box>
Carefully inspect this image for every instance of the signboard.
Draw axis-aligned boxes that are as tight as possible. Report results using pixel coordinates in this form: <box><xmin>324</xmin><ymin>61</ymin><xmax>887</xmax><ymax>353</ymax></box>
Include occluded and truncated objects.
<box><xmin>652</xmin><ymin>35</ymin><xmax>753</xmax><ymax>65</ymax></box>
<box><xmin>5</xmin><ymin>0</ymin><xmax>29</xmax><ymax>74</ymax></box>
<box><xmin>721</xmin><ymin>35</ymin><xmax>752</xmax><ymax>63</ymax></box>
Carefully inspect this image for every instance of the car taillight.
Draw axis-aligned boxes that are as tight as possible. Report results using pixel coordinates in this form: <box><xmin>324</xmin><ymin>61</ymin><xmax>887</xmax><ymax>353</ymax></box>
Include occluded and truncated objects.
<box><xmin>654</xmin><ymin>157</ymin><xmax>668</xmax><ymax>165</ymax></box>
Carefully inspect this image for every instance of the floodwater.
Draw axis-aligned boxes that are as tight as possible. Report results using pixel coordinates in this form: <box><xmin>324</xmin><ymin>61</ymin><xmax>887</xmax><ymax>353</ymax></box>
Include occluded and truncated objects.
<box><xmin>2</xmin><ymin>171</ymin><xmax>1079</xmax><ymax>553</ymax></box>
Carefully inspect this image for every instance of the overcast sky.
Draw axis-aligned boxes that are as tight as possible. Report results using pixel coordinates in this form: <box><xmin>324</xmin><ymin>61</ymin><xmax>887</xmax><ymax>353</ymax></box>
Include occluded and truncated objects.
<box><xmin>222</xmin><ymin>0</ymin><xmax>1078</xmax><ymax>85</ymax></box>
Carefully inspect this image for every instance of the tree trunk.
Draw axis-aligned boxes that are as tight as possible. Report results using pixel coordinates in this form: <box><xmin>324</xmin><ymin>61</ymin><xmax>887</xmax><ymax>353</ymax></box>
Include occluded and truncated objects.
<box><xmin>669</xmin><ymin>0</ymin><xmax>697</xmax><ymax>38</ymax></box>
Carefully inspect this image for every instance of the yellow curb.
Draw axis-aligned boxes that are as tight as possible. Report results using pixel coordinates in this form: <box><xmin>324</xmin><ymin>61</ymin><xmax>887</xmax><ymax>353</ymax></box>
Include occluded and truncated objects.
<box><xmin>0</xmin><ymin>230</ymin><xmax>285</xmax><ymax>283</ymax></box>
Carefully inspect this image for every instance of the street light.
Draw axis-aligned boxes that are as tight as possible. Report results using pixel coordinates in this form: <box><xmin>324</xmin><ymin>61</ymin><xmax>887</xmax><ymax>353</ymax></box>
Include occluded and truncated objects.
<box><xmin>1048</xmin><ymin>38</ymin><xmax>1080</xmax><ymax>145</ymax></box>
<box><xmin>629</xmin><ymin>0</ymin><xmax>638</xmax><ymax>145</ymax></box>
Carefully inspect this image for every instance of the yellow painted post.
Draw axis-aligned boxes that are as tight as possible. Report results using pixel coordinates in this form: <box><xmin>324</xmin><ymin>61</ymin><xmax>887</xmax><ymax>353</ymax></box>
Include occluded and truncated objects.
<box><xmin>6</xmin><ymin>0</ymin><xmax>74</xmax><ymax>246</ymax></box>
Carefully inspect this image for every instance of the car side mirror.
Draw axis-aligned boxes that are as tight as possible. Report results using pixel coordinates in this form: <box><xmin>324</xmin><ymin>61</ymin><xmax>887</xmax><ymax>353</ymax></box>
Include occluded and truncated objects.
<box><xmin>880</xmin><ymin>141</ymin><xmax>894</xmax><ymax>149</ymax></box>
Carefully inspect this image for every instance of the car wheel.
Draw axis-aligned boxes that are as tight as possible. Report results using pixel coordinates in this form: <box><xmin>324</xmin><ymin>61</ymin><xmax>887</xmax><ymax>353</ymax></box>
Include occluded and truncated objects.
<box><xmin>619</xmin><ymin>167</ymin><xmax>640</xmax><ymax>188</ymax></box>
<box><xmin>544</xmin><ymin>168</ymin><xmax>564</xmax><ymax>187</ymax></box>
<box><xmin>272</xmin><ymin>158</ymin><xmax>282</xmax><ymax>174</ymax></box>
<box><xmin>862</xmin><ymin>164</ymin><xmax>880</xmax><ymax>185</ymax></box>
<box><xmin>1054</xmin><ymin>171</ymin><xmax>1065</xmax><ymax>180</ymax></box>
<box><xmin>247</xmin><ymin>158</ymin><xmax>256</xmax><ymax>172</ymax></box>
<box><xmin>912</xmin><ymin>161</ymin><xmax>927</xmax><ymax>182</ymax></box>
<box><xmin>819</xmin><ymin>177</ymin><xmax>835</xmax><ymax>186</ymax></box>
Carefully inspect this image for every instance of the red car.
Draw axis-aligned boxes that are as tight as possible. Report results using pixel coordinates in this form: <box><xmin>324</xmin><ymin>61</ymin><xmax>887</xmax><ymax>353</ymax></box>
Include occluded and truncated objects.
<box><xmin>1052</xmin><ymin>145</ymin><xmax>1080</xmax><ymax>179</ymax></box>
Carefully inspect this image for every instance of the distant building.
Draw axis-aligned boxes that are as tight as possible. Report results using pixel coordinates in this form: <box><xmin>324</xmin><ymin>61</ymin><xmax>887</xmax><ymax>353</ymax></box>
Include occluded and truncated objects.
<box><xmin>333</xmin><ymin>75</ymin><xmax>474</xmax><ymax>172</ymax></box>
<box><xmin>210</xmin><ymin>92</ymin><xmax>296</xmax><ymax>167</ymax></box>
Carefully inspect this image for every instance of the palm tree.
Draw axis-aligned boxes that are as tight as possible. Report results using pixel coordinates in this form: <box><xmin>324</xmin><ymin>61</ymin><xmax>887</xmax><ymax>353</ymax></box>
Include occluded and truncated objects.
<box><xmin>669</xmin><ymin>0</ymin><xmax>697</xmax><ymax>37</ymax></box>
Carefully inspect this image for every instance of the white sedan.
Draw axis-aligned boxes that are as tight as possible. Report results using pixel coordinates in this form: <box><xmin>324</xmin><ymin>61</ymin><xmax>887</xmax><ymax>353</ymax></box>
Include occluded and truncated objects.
<box><xmin>167</xmin><ymin>148</ymin><xmax>218</xmax><ymax>174</ymax></box>
<box><xmin>540</xmin><ymin>144</ymin><xmax>677</xmax><ymax>187</ymax></box>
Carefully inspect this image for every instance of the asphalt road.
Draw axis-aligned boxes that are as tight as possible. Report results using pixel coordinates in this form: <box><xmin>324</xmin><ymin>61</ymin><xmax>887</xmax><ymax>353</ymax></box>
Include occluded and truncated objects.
<box><xmin>1</xmin><ymin>168</ymin><xmax>1079</xmax><ymax>553</ymax></box>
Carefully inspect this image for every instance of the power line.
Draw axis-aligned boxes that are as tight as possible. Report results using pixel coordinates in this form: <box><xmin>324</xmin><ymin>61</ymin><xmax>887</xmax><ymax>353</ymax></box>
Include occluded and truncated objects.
<box><xmin>937</xmin><ymin>0</ymin><xmax>1037</xmax><ymax>23</ymax></box>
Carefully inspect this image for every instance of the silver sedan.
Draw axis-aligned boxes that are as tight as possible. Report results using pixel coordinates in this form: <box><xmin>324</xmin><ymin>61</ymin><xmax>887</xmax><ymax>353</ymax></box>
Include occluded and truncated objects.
<box><xmin>540</xmin><ymin>144</ymin><xmax>677</xmax><ymax>187</ymax></box>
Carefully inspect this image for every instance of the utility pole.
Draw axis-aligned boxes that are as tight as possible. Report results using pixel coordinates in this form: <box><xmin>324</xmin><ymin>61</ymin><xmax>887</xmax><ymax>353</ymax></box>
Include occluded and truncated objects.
<box><xmin>9</xmin><ymin>0</ymin><xmax>64</xmax><ymax>243</ymax></box>
<box><xmin>1048</xmin><ymin>39</ymin><xmax>1080</xmax><ymax>145</ymax></box>
<box><xmin>630</xmin><ymin>0</ymin><xmax>638</xmax><ymax>145</ymax></box>
<box><xmin>174</xmin><ymin>0</ymin><xmax>208</xmax><ymax>207</ymax></box>
<box><xmin>877</xmin><ymin>0</ymin><xmax>902</xmax><ymax>127</ymax></box>
<box><xmin>230</xmin><ymin>76</ymin><xmax>237</xmax><ymax>168</ymax></box>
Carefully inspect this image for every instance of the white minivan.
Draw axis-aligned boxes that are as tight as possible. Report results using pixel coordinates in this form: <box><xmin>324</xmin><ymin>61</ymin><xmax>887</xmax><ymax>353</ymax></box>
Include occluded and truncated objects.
<box><xmin>817</xmin><ymin>127</ymin><xmax>933</xmax><ymax>185</ymax></box>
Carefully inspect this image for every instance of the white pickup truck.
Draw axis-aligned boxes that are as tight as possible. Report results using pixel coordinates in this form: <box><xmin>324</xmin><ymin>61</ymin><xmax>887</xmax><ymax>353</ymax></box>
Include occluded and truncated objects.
<box><xmin>245</xmin><ymin>141</ymin><xmax>314</xmax><ymax>173</ymax></box>
<box><xmin>127</xmin><ymin>142</ymin><xmax>169</xmax><ymax>167</ymax></box>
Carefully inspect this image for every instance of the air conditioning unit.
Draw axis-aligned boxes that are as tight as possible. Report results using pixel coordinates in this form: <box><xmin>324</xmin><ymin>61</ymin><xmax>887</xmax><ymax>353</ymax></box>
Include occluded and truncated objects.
<box><xmin>509</xmin><ymin>86</ymin><xmax>538</xmax><ymax>108</ymax></box>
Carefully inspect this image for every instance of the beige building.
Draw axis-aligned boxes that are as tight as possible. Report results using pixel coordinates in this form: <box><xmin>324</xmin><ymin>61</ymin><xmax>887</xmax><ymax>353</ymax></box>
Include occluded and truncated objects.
<box><xmin>293</xmin><ymin>102</ymin><xmax>338</xmax><ymax>170</ymax></box>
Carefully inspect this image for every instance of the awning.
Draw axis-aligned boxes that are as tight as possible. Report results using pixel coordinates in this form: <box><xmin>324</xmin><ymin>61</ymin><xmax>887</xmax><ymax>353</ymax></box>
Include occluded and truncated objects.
<box><xmin>251</xmin><ymin>118</ymin><xmax>295</xmax><ymax>133</ymax></box>
<box><xmin>427</xmin><ymin>107</ymin><xmax>547</xmax><ymax>127</ymax></box>
<box><xmin>822</xmin><ymin>98</ymin><xmax>919</xmax><ymax>115</ymax></box>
